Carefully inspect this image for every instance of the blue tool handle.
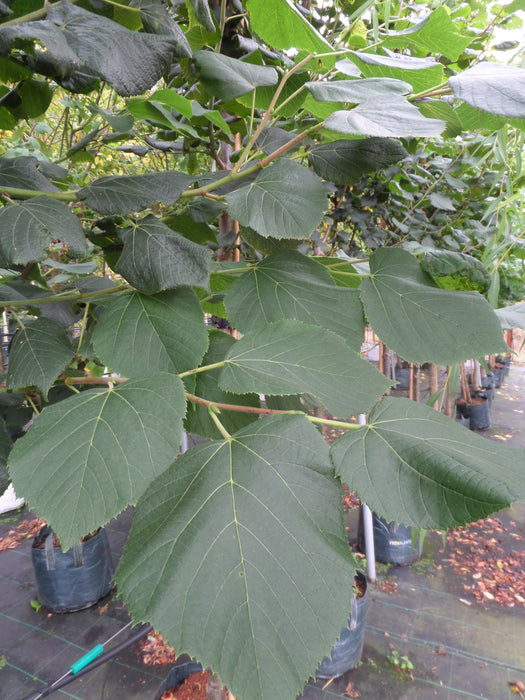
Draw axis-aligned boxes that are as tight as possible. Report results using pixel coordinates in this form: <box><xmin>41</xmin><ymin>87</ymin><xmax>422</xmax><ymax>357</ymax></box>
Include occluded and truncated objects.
<box><xmin>70</xmin><ymin>644</ymin><xmax>104</xmax><ymax>674</ymax></box>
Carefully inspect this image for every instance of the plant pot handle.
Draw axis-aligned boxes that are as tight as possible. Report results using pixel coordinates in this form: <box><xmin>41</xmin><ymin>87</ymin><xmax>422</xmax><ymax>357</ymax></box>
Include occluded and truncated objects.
<box><xmin>45</xmin><ymin>530</ymin><xmax>56</xmax><ymax>571</ymax></box>
<box><xmin>349</xmin><ymin>590</ymin><xmax>358</xmax><ymax>631</ymax></box>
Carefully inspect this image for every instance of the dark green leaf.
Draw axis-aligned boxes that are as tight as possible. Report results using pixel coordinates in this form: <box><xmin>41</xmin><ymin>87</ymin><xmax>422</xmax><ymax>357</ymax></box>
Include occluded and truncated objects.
<box><xmin>306</xmin><ymin>77</ymin><xmax>412</xmax><ymax>103</ymax></box>
<box><xmin>78</xmin><ymin>172</ymin><xmax>193</xmax><ymax>215</ymax></box>
<box><xmin>133</xmin><ymin>0</ymin><xmax>192</xmax><ymax>58</ymax></box>
<box><xmin>325</xmin><ymin>97</ymin><xmax>445</xmax><ymax>137</ymax></box>
<box><xmin>421</xmin><ymin>251</ymin><xmax>491</xmax><ymax>293</ymax></box>
<box><xmin>455</xmin><ymin>103</ymin><xmax>525</xmax><ymax>132</ymax></box>
<box><xmin>188</xmin><ymin>0</ymin><xmax>215</xmax><ymax>32</ymax></box>
<box><xmin>417</xmin><ymin>100</ymin><xmax>464</xmax><ymax>138</ymax></box>
<box><xmin>194</xmin><ymin>50</ymin><xmax>278</xmax><ymax>100</ymax></box>
<box><xmin>449</xmin><ymin>62</ymin><xmax>525</xmax><ymax>118</ymax></box>
<box><xmin>360</xmin><ymin>248</ymin><xmax>508</xmax><ymax>364</ymax></box>
<box><xmin>220</xmin><ymin>320</ymin><xmax>392</xmax><ymax>417</ymax></box>
<box><xmin>93</xmin><ymin>289</ymin><xmax>208</xmax><ymax>377</ymax></box>
<box><xmin>115</xmin><ymin>215</ymin><xmax>212</xmax><ymax>294</ymax></box>
<box><xmin>0</xmin><ymin>156</ymin><xmax>58</xmax><ymax>192</ymax></box>
<box><xmin>0</xmin><ymin>422</ymin><xmax>11</xmax><ymax>492</ymax></box>
<box><xmin>9</xmin><ymin>373</ymin><xmax>186</xmax><ymax>549</ymax></box>
<box><xmin>331</xmin><ymin>397</ymin><xmax>525</xmax><ymax>529</ymax></box>
<box><xmin>116</xmin><ymin>413</ymin><xmax>355</xmax><ymax>700</ymax></box>
<box><xmin>428</xmin><ymin>192</ymin><xmax>456</xmax><ymax>211</ymax></box>
<box><xmin>226</xmin><ymin>160</ymin><xmax>328</xmax><ymax>239</ymax></box>
<box><xmin>0</xmin><ymin>196</ymin><xmax>87</xmax><ymax>265</ymax></box>
<box><xmin>238</xmin><ymin>72</ymin><xmax>308</xmax><ymax>117</ymax></box>
<box><xmin>309</xmin><ymin>138</ymin><xmax>408</xmax><ymax>185</ymax></box>
<box><xmin>2</xmin><ymin>79</ymin><xmax>53</xmax><ymax>120</ymax></box>
<box><xmin>224</xmin><ymin>250</ymin><xmax>365</xmax><ymax>352</ymax></box>
<box><xmin>185</xmin><ymin>329</ymin><xmax>260</xmax><ymax>439</ymax></box>
<box><xmin>7</xmin><ymin>318</ymin><xmax>75</xmax><ymax>397</ymax></box>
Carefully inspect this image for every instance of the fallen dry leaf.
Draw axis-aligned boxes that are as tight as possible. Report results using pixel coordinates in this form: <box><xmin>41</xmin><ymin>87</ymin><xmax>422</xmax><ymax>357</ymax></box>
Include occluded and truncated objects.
<box><xmin>509</xmin><ymin>680</ymin><xmax>525</xmax><ymax>697</ymax></box>
<box><xmin>343</xmin><ymin>680</ymin><xmax>361</xmax><ymax>698</ymax></box>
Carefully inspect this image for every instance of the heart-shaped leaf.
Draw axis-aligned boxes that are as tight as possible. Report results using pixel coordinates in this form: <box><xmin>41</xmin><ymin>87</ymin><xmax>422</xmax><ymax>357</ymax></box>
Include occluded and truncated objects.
<box><xmin>309</xmin><ymin>138</ymin><xmax>408</xmax><ymax>185</ymax></box>
<box><xmin>325</xmin><ymin>96</ymin><xmax>445</xmax><ymax>137</ymax></box>
<box><xmin>93</xmin><ymin>289</ymin><xmax>208</xmax><ymax>377</ymax></box>
<box><xmin>78</xmin><ymin>172</ymin><xmax>193</xmax><ymax>214</ymax></box>
<box><xmin>306</xmin><ymin>77</ymin><xmax>412</xmax><ymax>103</ymax></box>
<box><xmin>0</xmin><ymin>156</ymin><xmax>58</xmax><ymax>191</ymax></box>
<box><xmin>8</xmin><ymin>373</ymin><xmax>186</xmax><ymax>549</ymax></box>
<box><xmin>7</xmin><ymin>318</ymin><xmax>75</xmax><ymax>398</ymax></box>
<box><xmin>226</xmin><ymin>160</ymin><xmax>328</xmax><ymax>239</ymax></box>
<box><xmin>331</xmin><ymin>397</ymin><xmax>525</xmax><ymax>529</ymax></box>
<box><xmin>194</xmin><ymin>50</ymin><xmax>278</xmax><ymax>100</ymax></box>
<box><xmin>219</xmin><ymin>320</ymin><xmax>392</xmax><ymax>417</ymax></box>
<box><xmin>224</xmin><ymin>250</ymin><xmax>365</xmax><ymax>352</ymax></box>
<box><xmin>115</xmin><ymin>215</ymin><xmax>212</xmax><ymax>294</ymax></box>
<box><xmin>116</xmin><ymin>413</ymin><xmax>356</xmax><ymax>700</ymax></box>
<box><xmin>360</xmin><ymin>248</ymin><xmax>508</xmax><ymax>364</ymax></box>
<box><xmin>0</xmin><ymin>196</ymin><xmax>86</xmax><ymax>265</ymax></box>
<box><xmin>449</xmin><ymin>62</ymin><xmax>525</xmax><ymax>118</ymax></box>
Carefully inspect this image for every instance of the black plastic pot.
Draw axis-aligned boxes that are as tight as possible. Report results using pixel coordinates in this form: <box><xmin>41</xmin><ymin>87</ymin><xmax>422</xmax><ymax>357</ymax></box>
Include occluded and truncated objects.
<box><xmin>393</xmin><ymin>368</ymin><xmax>410</xmax><ymax>391</ymax></box>
<box><xmin>468</xmin><ymin>396</ymin><xmax>490</xmax><ymax>431</ymax></box>
<box><xmin>32</xmin><ymin>526</ymin><xmax>113</xmax><ymax>613</ymax></box>
<box><xmin>358</xmin><ymin>510</ymin><xmax>419</xmax><ymax>565</ymax></box>
<box><xmin>154</xmin><ymin>661</ymin><xmax>203</xmax><ymax>700</ymax></box>
<box><xmin>316</xmin><ymin>571</ymin><xmax>369</xmax><ymax>679</ymax></box>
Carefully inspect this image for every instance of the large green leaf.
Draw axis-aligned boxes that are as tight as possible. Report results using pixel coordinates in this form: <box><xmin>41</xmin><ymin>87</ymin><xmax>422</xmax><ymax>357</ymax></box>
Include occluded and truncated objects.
<box><xmin>226</xmin><ymin>160</ymin><xmax>328</xmax><ymax>240</ymax></box>
<box><xmin>382</xmin><ymin>6</ymin><xmax>472</xmax><ymax>61</ymax></box>
<box><xmin>246</xmin><ymin>0</ymin><xmax>332</xmax><ymax>56</ymax></box>
<box><xmin>0</xmin><ymin>196</ymin><xmax>87</xmax><ymax>265</ymax></box>
<box><xmin>309</xmin><ymin>138</ymin><xmax>408</xmax><ymax>185</ymax></box>
<box><xmin>7</xmin><ymin>318</ymin><xmax>75</xmax><ymax>398</ymax></box>
<box><xmin>306</xmin><ymin>77</ymin><xmax>412</xmax><ymax>103</ymax></box>
<box><xmin>325</xmin><ymin>96</ymin><xmax>445</xmax><ymax>137</ymax></box>
<box><xmin>455</xmin><ymin>102</ymin><xmax>525</xmax><ymax>132</ymax></box>
<box><xmin>8</xmin><ymin>373</ymin><xmax>186</xmax><ymax>548</ymax></box>
<box><xmin>134</xmin><ymin>0</ymin><xmax>192</xmax><ymax>58</ymax></box>
<box><xmin>0</xmin><ymin>2</ymin><xmax>178</xmax><ymax>96</ymax></box>
<box><xmin>0</xmin><ymin>156</ymin><xmax>58</xmax><ymax>191</ymax></box>
<box><xmin>194</xmin><ymin>50</ymin><xmax>278</xmax><ymax>101</ymax></box>
<box><xmin>116</xmin><ymin>413</ymin><xmax>356</xmax><ymax>700</ymax></box>
<box><xmin>495</xmin><ymin>302</ymin><xmax>525</xmax><ymax>329</ymax></box>
<box><xmin>421</xmin><ymin>250</ymin><xmax>490</xmax><ymax>293</ymax></box>
<box><xmin>219</xmin><ymin>320</ymin><xmax>392</xmax><ymax>417</ymax></box>
<box><xmin>331</xmin><ymin>397</ymin><xmax>525</xmax><ymax>529</ymax></box>
<box><xmin>93</xmin><ymin>289</ymin><xmax>208</xmax><ymax>377</ymax></box>
<box><xmin>224</xmin><ymin>250</ymin><xmax>365</xmax><ymax>352</ymax></box>
<box><xmin>78</xmin><ymin>172</ymin><xmax>193</xmax><ymax>214</ymax></box>
<box><xmin>115</xmin><ymin>215</ymin><xmax>212</xmax><ymax>294</ymax></box>
<box><xmin>360</xmin><ymin>248</ymin><xmax>508</xmax><ymax>364</ymax></box>
<box><xmin>449</xmin><ymin>62</ymin><xmax>525</xmax><ymax>119</ymax></box>
<box><xmin>0</xmin><ymin>421</ymin><xmax>11</xmax><ymax>493</ymax></box>
<box><xmin>185</xmin><ymin>329</ymin><xmax>260</xmax><ymax>439</ymax></box>
<box><xmin>347</xmin><ymin>52</ymin><xmax>444</xmax><ymax>94</ymax></box>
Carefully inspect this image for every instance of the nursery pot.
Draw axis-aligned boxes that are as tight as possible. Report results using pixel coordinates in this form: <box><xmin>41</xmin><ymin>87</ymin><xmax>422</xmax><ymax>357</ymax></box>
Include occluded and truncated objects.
<box><xmin>358</xmin><ymin>509</ymin><xmax>419</xmax><ymax>566</ymax></box>
<box><xmin>316</xmin><ymin>571</ymin><xmax>369</xmax><ymax>679</ymax></box>
<box><xmin>32</xmin><ymin>526</ymin><xmax>113</xmax><ymax>613</ymax></box>
<box><xmin>154</xmin><ymin>661</ymin><xmax>204</xmax><ymax>700</ymax></box>
<box><xmin>393</xmin><ymin>368</ymin><xmax>410</xmax><ymax>391</ymax></box>
<box><xmin>468</xmin><ymin>395</ymin><xmax>490</xmax><ymax>431</ymax></box>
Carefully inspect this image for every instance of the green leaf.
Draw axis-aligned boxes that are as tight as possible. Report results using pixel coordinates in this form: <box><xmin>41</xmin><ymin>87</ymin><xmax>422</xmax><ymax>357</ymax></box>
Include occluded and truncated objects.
<box><xmin>382</xmin><ymin>6</ymin><xmax>472</xmax><ymax>61</ymax></box>
<box><xmin>309</xmin><ymin>138</ymin><xmax>408</xmax><ymax>185</ymax></box>
<box><xmin>0</xmin><ymin>156</ymin><xmax>58</xmax><ymax>192</ymax></box>
<box><xmin>421</xmin><ymin>251</ymin><xmax>491</xmax><ymax>293</ymax></box>
<box><xmin>219</xmin><ymin>320</ymin><xmax>392</xmax><ymax>417</ymax></box>
<box><xmin>495</xmin><ymin>302</ymin><xmax>525</xmax><ymax>329</ymax></box>
<box><xmin>360</xmin><ymin>248</ymin><xmax>508</xmax><ymax>365</ymax></box>
<box><xmin>134</xmin><ymin>0</ymin><xmax>192</xmax><ymax>58</ymax></box>
<box><xmin>7</xmin><ymin>318</ymin><xmax>75</xmax><ymax>398</ymax></box>
<box><xmin>224</xmin><ymin>250</ymin><xmax>365</xmax><ymax>352</ymax></box>
<box><xmin>449</xmin><ymin>62</ymin><xmax>525</xmax><ymax>119</ymax></box>
<box><xmin>0</xmin><ymin>420</ymin><xmax>12</xmax><ymax>493</ymax></box>
<box><xmin>78</xmin><ymin>172</ymin><xmax>193</xmax><ymax>215</ymax></box>
<box><xmin>428</xmin><ymin>192</ymin><xmax>456</xmax><ymax>211</ymax></box>
<box><xmin>348</xmin><ymin>52</ymin><xmax>445</xmax><ymax>94</ymax></box>
<box><xmin>194</xmin><ymin>50</ymin><xmax>278</xmax><ymax>101</ymax></box>
<box><xmin>8</xmin><ymin>373</ymin><xmax>186</xmax><ymax>549</ymax></box>
<box><xmin>0</xmin><ymin>196</ymin><xmax>87</xmax><ymax>265</ymax></box>
<box><xmin>188</xmin><ymin>0</ymin><xmax>215</xmax><ymax>32</ymax></box>
<box><xmin>116</xmin><ymin>413</ymin><xmax>355</xmax><ymax>700</ymax></box>
<box><xmin>185</xmin><ymin>329</ymin><xmax>260</xmax><ymax>439</ymax></box>
<box><xmin>4</xmin><ymin>79</ymin><xmax>53</xmax><ymax>120</ymax></box>
<box><xmin>238</xmin><ymin>72</ymin><xmax>308</xmax><ymax>118</ymax></box>
<box><xmin>246</xmin><ymin>0</ymin><xmax>333</xmax><ymax>57</ymax></box>
<box><xmin>0</xmin><ymin>2</ymin><xmax>178</xmax><ymax>96</ymax></box>
<box><xmin>93</xmin><ymin>289</ymin><xmax>208</xmax><ymax>377</ymax></box>
<box><xmin>226</xmin><ymin>160</ymin><xmax>328</xmax><ymax>240</ymax></box>
<box><xmin>331</xmin><ymin>397</ymin><xmax>525</xmax><ymax>529</ymax></box>
<box><xmin>115</xmin><ymin>215</ymin><xmax>212</xmax><ymax>294</ymax></box>
<box><xmin>325</xmin><ymin>96</ymin><xmax>445</xmax><ymax>137</ymax></box>
<box><xmin>417</xmin><ymin>100</ymin><xmax>464</xmax><ymax>138</ymax></box>
<box><xmin>455</xmin><ymin>103</ymin><xmax>525</xmax><ymax>132</ymax></box>
<box><xmin>306</xmin><ymin>77</ymin><xmax>412</xmax><ymax>103</ymax></box>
